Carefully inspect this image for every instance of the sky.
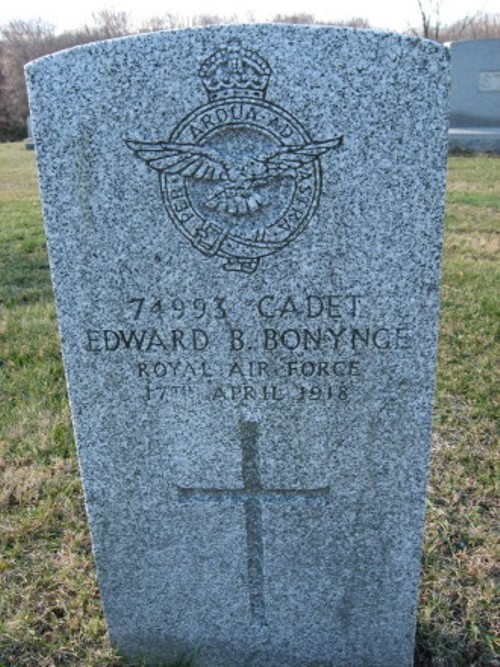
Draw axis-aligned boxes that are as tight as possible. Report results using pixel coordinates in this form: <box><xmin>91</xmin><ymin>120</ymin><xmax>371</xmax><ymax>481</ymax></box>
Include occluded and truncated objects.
<box><xmin>0</xmin><ymin>0</ymin><xmax>498</xmax><ymax>34</ymax></box>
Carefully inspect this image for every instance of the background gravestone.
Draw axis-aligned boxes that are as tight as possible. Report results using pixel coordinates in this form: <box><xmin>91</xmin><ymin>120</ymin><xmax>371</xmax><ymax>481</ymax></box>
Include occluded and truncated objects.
<box><xmin>25</xmin><ymin>114</ymin><xmax>35</xmax><ymax>150</ymax></box>
<box><xmin>26</xmin><ymin>25</ymin><xmax>449</xmax><ymax>667</ymax></box>
<box><xmin>449</xmin><ymin>38</ymin><xmax>500</xmax><ymax>153</ymax></box>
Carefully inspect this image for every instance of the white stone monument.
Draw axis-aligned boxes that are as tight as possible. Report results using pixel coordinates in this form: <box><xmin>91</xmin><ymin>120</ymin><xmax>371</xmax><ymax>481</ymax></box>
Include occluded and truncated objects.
<box><xmin>26</xmin><ymin>25</ymin><xmax>449</xmax><ymax>666</ymax></box>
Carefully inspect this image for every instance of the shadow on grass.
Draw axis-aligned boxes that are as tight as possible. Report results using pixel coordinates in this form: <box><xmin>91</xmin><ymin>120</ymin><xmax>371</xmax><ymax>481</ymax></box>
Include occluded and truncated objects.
<box><xmin>1</xmin><ymin>625</ymin><xmax>497</xmax><ymax>666</ymax></box>
<box><xmin>0</xmin><ymin>248</ymin><xmax>53</xmax><ymax>308</ymax></box>
<box><xmin>0</xmin><ymin>641</ymin><xmax>196</xmax><ymax>667</ymax></box>
<box><xmin>414</xmin><ymin>621</ymin><xmax>499</xmax><ymax>667</ymax></box>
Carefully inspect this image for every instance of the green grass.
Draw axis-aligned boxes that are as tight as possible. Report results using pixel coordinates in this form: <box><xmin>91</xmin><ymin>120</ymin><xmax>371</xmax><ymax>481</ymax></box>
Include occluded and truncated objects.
<box><xmin>1</xmin><ymin>144</ymin><xmax>499</xmax><ymax>666</ymax></box>
<box><xmin>415</xmin><ymin>155</ymin><xmax>500</xmax><ymax>667</ymax></box>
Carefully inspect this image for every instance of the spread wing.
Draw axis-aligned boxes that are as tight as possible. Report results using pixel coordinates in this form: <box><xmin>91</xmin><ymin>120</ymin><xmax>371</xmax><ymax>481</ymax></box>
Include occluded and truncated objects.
<box><xmin>125</xmin><ymin>139</ymin><xmax>229</xmax><ymax>181</ymax></box>
<box><xmin>263</xmin><ymin>136</ymin><xmax>343</xmax><ymax>177</ymax></box>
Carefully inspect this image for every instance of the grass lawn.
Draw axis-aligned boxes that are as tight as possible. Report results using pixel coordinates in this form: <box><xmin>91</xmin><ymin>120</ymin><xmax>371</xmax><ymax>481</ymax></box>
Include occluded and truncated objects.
<box><xmin>0</xmin><ymin>143</ymin><xmax>498</xmax><ymax>666</ymax></box>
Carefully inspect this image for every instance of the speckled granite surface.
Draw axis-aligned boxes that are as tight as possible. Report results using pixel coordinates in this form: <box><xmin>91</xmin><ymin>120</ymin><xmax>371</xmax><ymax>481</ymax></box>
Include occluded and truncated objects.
<box><xmin>26</xmin><ymin>25</ymin><xmax>449</xmax><ymax>666</ymax></box>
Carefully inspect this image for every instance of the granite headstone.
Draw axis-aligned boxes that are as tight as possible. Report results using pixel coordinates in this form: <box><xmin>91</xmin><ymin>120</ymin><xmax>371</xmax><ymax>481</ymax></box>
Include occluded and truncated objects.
<box><xmin>26</xmin><ymin>25</ymin><xmax>449</xmax><ymax>667</ymax></box>
<box><xmin>449</xmin><ymin>38</ymin><xmax>500</xmax><ymax>153</ymax></box>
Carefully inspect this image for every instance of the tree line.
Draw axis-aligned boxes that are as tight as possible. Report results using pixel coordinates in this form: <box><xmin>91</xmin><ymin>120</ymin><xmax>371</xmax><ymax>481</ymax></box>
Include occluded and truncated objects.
<box><xmin>1</xmin><ymin>9</ymin><xmax>499</xmax><ymax>141</ymax></box>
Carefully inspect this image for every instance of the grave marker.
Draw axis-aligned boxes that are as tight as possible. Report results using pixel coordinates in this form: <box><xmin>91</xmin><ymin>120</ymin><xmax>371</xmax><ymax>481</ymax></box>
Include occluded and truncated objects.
<box><xmin>449</xmin><ymin>38</ymin><xmax>500</xmax><ymax>153</ymax></box>
<box><xmin>26</xmin><ymin>25</ymin><xmax>449</xmax><ymax>666</ymax></box>
<box><xmin>25</xmin><ymin>114</ymin><xmax>35</xmax><ymax>150</ymax></box>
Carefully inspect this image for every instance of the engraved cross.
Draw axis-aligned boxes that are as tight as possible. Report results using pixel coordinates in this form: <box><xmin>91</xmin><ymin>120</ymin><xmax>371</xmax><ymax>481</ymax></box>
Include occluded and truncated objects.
<box><xmin>177</xmin><ymin>421</ymin><xmax>330</xmax><ymax>625</ymax></box>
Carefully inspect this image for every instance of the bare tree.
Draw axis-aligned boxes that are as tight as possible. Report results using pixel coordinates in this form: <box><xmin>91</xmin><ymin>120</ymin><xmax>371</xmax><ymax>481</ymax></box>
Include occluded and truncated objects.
<box><xmin>440</xmin><ymin>11</ymin><xmax>500</xmax><ymax>41</ymax></box>
<box><xmin>137</xmin><ymin>13</ymin><xmax>238</xmax><ymax>33</ymax></box>
<box><xmin>0</xmin><ymin>19</ymin><xmax>57</xmax><ymax>135</ymax></box>
<box><xmin>0</xmin><ymin>11</ymin><xmax>134</xmax><ymax>139</ymax></box>
<box><xmin>272</xmin><ymin>14</ymin><xmax>370</xmax><ymax>28</ymax></box>
<box><xmin>138</xmin><ymin>14</ymin><xmax>185</xmax><ymax>33</ymax></box>
<box><xmin>79</xmin><ymin>10</ymin><xmax>131</xmax><ymax>41</ymax></box>
<box><xmin>331</xmin><ymin>17</ymin><xmax>371</xmax><ymax>29</ymax></box>
<box><xmin>272</xmin><ymin>13</ymin><xmax>316</xmax><ymax>24</ymax></box>
<box><xmin>191</xmin><ymin>14</ymin><xmax>238</xmax><ymax>27</ymax></box>
<box><xmin>415</xmin><ymin>0</ymin><xmax>442</xmax><ymax>40</ymax></box>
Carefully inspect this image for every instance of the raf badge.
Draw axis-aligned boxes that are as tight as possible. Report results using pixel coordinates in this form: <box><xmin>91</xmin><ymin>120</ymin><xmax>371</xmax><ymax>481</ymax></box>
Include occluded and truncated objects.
<box><xmin>127</xmin><ymin>41</ymin><xmax>343</xmax><ymax>274</ymax></box>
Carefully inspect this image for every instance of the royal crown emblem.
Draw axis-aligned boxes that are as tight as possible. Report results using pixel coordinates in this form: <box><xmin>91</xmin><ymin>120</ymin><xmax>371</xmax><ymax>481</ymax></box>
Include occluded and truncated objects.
<box><xmin>127</xmin><ymin>41</ymin><xmax>343</xmax><ymax>274</ymax></box>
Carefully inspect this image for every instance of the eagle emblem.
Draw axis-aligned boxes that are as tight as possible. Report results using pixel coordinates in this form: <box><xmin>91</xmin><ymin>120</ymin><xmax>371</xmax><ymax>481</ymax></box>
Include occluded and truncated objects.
<box><xmin>127</xmin><ymin>41</ymin><xmax>343</xmax><ymax>274</ymax></box>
